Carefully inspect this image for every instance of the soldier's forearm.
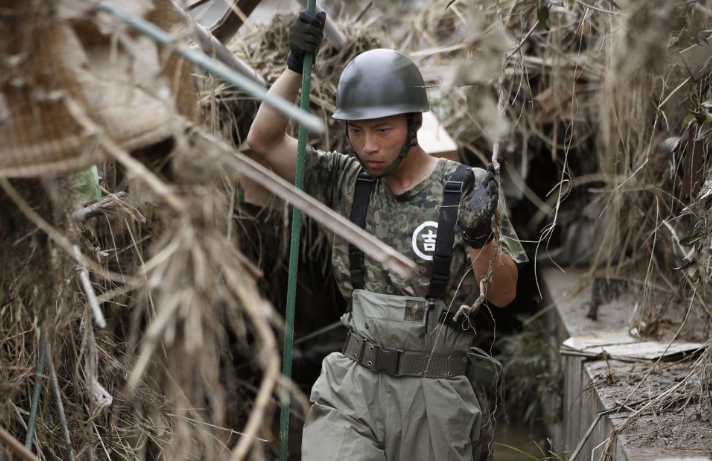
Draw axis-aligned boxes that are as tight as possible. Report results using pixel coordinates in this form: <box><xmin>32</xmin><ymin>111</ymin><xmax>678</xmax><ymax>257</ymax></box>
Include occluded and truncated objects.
<box><xmin>247</xmin><ymin>68</ymin><xmax>301</xmax><ymax>154</ymax></box>
<box><xmin>469</xmin><ymin>241</ymin><xmax>518</xmax><ymax>307</ymax></box>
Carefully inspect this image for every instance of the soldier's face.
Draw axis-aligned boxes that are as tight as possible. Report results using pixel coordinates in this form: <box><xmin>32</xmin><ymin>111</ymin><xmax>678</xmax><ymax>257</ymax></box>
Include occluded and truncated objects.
<box><xmin>347</xmin><ymin>114</ymin><xmax>409</xmax><ymax>175</ymax></box>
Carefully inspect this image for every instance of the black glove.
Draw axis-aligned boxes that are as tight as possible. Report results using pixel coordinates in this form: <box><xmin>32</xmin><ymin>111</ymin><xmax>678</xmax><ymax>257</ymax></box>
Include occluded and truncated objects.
<box><xmin>287</xmin><ymin>10</ymin><xmax>326</xmax><ymax>74</ymax></box>
<box><xmin>457</xmin><ymin>164</ymin><xmax>499</xmax><ymax>248</ymax></box>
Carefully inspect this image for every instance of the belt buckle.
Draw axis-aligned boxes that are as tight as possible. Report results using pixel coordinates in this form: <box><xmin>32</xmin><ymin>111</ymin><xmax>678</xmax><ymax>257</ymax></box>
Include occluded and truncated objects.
<box><xmin>343</xmin><ymin>331</ymin><xmax>367</xmax><ymax>362</ymax></box>
<box><xmin>372</xmin><ymin>345</ymin><xmax>402</xmax><ymax>376</ymax></box>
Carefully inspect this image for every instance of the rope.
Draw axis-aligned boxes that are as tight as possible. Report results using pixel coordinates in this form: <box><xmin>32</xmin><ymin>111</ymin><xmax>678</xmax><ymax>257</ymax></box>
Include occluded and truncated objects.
<box><xmin>279</xmin><ymin>2</ymin><xmax>317</xmax><ymax>460</ymax></box>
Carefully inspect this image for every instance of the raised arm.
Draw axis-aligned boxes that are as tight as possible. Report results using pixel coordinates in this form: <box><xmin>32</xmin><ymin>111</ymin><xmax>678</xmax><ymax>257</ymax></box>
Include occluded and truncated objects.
<box><xmin>246</xmin><ymin>69</ymin><xmax>301</xmax><ymax>183</ymax></box>
<box><xmin>246</xmin><ymin>10</ymin><xmax>325</xmax><ymax>184</ymax></box>
<box><xmin>457</xmin><ymin>165</ymin><xmax>519</xmax><ymax>307</ymax></box>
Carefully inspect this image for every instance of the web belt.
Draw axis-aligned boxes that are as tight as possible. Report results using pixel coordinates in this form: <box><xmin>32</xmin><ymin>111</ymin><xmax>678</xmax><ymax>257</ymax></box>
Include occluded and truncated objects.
<box><xmin>342</xmin><ymin>330</ymin><xmax>469</xmax><ymax>379</ymax></box>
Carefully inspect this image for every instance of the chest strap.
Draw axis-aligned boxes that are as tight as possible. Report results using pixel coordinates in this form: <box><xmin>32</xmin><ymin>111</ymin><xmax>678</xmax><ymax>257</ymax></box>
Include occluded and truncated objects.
<box><xmin>348</xmin><ymin>171</ymin><xmax>376</xmax><ymax>291</ymax></box>
<box><xmin>348</xmin><ymin>164</ymin><xmax>468</xmax><ymax>299</ymax></box>
<box><xmin>342</xmin><ymin>330</ymin><xmax>469</xmax><ymax>379</ymax></box>
<box><xmin>427</xmin><ymin>163</ymin><xmax>467</xmax><ymax>299</ymax></box>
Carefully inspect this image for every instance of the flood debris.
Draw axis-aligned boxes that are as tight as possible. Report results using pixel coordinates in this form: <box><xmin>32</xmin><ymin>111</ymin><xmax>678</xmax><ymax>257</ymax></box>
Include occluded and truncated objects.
<box><xmin>2</xmin><ymin>0</ymin><xmax>712</xmax><ymax>460</ymax></box>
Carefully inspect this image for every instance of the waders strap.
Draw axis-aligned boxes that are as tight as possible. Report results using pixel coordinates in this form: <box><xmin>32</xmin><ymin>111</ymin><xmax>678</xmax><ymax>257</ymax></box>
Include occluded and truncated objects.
<box><xmin>348</xmin><ymin>171</ymin><xmax>376</xmax><ymax>292</ymax></box>
<box><xmin>426</xmin><ymin>163</ymin><xmax>467</xmax><ymax>300</ymax></box>
<box><xmin>347</xmin><ymin>164</ymin><xmax>468</xmax><ymax>299</ymax></box>
<box><xmin>342</xmin><ymin>331</ymin><xmax>469</xmax><ymax>379</ymax></box>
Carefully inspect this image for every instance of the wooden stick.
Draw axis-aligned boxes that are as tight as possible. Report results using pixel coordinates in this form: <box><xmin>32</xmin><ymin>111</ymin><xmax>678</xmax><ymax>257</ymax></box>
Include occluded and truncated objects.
<box><xmin>0</xmin><ymin>426</ymin><xmax>41</xmax><ymax>461</ymax></box>
<box><xmin>172</xmin><ymin>1</ymin><xmax>267</xmax><ymax>87</ymax></box>
<box><xmin>72</xmin><ymin>191</ymin><xmax>136</xmax><ymax>222</ymax></box>
<box><xmin>73</xmin><ymin>245</ymin><xmax>106</xmax><ymax>328</ymax></box>
<box><xmin>192</xmin><ymin>129</ymin><xmax>417</xmax><ymax>279</ymax></box>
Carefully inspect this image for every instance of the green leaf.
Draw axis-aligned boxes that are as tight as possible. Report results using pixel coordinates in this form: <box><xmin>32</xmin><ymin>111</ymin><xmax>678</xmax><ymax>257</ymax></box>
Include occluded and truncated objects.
<box><xmin>445</xmin><ymin>0</ymin><xmax>457</xmax><ymax>9</ymax></box>
<box><xmin>537</xmin><ymin>5</ymin><xmax>551</xmax><ymax>31</ymax></box>
<box><xmin>681</xmin><ymin>112</ymin><xmax>697</xmax><ymax>129</ymax></box>
<box><xmin>687</xmin><ymin>265</ymin><xmax>700</xmax><ymax>282</ymax></box>
<box><xmin>674</xmin><ymin>261</ymin><xmax>692</xmax><ymax>271</ymax></box>
<box><xmin>493</xmin><ymin>442</ymin><xmax>541</xmax><ymax>461</ymax></box>
<box><xmin>679</xmin><ymin>234</ymin><xmax>699</xmax><ymax>247</ymax></box>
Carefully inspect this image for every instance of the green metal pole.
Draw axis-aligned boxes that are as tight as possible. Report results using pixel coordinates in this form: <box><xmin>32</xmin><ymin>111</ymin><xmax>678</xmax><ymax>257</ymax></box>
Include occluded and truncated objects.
<box><xmin>280</xmin><ymin>2</ymin><xmax>316</xmax><ymax>459</ymax></box>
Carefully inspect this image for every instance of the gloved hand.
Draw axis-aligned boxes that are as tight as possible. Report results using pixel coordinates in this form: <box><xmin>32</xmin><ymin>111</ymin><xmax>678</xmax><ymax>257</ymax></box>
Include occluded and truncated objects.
<box><xmin>287</xmin><ymin>10</ymin><xmax>327</xmax><ymax>74</ymax></box>
<box><xmin>457</xmin><ymin>164</ymin><xmax>499</xmax><ymax>248</ymax></box>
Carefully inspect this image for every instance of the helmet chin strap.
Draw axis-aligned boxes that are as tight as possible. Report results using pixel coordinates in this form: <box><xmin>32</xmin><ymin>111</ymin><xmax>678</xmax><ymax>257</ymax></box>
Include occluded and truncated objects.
<box><xmin>346</xmin><ymin>114</ymin><xmax>419</xmax><ymax>179</ymax></box>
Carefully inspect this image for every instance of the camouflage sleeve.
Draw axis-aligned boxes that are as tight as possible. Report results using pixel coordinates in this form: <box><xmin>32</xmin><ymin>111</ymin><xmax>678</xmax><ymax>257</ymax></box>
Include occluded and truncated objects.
<box><xmin>498</xmin><ymin>186</ymin><xmax>528</xmax><ymax>267</ymax></box>
<box><xmin>302</xmin><ymin>146</ymin><xmax>359</xmax><ymax>208</ymax></box>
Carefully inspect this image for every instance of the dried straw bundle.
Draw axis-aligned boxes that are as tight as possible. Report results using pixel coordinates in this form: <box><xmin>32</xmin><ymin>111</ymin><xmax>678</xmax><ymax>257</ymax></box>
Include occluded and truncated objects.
<box><xmin>0</xmin><ymin>1</ymin><xmax>287</xmax><ymax>460</ymax></box>
<box><xmin>472</xmin><ymin>0</ymin><xmax>712</xmax><ymax>446</ymax></box>
<box><xmin>0</xmin><ymin>0</ymin><xmax>197</xmax><ymax>179</ymax></box>
<box><xmin>590</xmin><ymin>0</ymin><xmax>712</xmax><ymax>336</ymax></box>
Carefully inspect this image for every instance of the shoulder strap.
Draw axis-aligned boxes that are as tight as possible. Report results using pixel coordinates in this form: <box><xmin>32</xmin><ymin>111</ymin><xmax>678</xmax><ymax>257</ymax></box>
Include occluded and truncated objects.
<box><xmin>348</xmin><ymin>170</ymin><xmax>376</xmax><ymax>291</ymax></box>
<box><xmin>426</xmin><ymin>163</ymin><xmax>468</xmax><ymax>300</ymax></box>
<box><xmin>347</xmin><ymin>164</ymin><xmax>467</xmax><ymax>299</ymax></box>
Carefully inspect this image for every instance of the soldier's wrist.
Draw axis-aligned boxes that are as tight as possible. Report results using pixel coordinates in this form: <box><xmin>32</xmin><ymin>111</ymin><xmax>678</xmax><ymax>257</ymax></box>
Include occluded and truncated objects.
<box><xmin>287</xmin><ymin>52</ymin><xmax>304</xmax><ymax>74</ymax></box>
<box><xmin>461</xmin><ymin>230</ymin><xmax>494</xmax><ymax>249</ymax></box>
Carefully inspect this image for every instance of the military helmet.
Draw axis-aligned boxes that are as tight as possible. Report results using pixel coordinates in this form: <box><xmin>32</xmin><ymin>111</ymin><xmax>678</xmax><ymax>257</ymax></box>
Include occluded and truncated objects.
<box><xmin>332</xmin><ymin>49</ymin><xmax>430</xmax><ymax>121</ymax></box>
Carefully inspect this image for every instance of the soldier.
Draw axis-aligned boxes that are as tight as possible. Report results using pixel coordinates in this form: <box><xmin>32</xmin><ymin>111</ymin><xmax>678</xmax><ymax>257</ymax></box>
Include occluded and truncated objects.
<box><xmin>246</xmin><ymin>10</ymin><xmax>527</xmax><ymax>461</ymax></box>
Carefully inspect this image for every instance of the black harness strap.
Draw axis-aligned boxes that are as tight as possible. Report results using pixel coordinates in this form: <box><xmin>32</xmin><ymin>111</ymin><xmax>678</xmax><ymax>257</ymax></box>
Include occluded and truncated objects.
<box><xmin>348</xmin><ymin>170</ymin><xmax>376</xmax><ymax>291</ymax></box>
<box><xmin>425</xmin><ymin>163</ymin><xmax>467</xmax><ymax>300</ymax></box>
<box><xmin>348</xmin><ymin>164</ymin><xmax>468</xmax><ymax>300</ymax></box>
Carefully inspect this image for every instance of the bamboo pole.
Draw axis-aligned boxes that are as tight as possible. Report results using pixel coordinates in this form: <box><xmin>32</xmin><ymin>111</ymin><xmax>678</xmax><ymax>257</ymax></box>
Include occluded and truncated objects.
<box><xmin>173</xmin><ymin>1</ymin><xmax>267</xmax><ymax>87</ymax></box>
<box><xmin>198</xmin><ymin>133</ymin><xmax>416</xmax><ymax>277</ymax></box>
<box><xmin>0</xmin><ymin>426</ymin><xmax>41</xmax><ymax>461</ymax></box>
<box><xmin>93</xmin><ymin>0</ymin><xmax>324</xmax><ymax>133</ymax></box>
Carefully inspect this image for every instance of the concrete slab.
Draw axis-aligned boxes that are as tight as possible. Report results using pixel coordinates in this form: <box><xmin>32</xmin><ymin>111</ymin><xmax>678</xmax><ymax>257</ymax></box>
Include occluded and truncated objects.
<box><xmin>540</xmin><ymin>267</ymin><xmax>711</xmax><ymax>461</ymax></box>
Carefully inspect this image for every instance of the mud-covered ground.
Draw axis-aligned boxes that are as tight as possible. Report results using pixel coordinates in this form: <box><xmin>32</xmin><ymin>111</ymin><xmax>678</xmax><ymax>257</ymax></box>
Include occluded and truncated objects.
<box><xmin>589</xmin><ymin>359</ymin><xmax>712</xmax><ymax>459</ymax></box>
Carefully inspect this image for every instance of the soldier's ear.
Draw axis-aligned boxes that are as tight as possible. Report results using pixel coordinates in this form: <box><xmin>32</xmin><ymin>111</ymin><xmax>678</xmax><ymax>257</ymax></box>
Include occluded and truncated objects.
<box><xmin>415</xmin><ymin>113</ymin><xmax>423</xmax><ymax>130</ymax></box>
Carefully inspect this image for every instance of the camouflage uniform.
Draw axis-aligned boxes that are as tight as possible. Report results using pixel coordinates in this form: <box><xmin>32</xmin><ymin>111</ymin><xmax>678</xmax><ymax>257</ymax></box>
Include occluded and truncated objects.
<box><xmin>301</xmin><ymin>147</ymin><xmax>527</xmax><ymax>461</ymax></box>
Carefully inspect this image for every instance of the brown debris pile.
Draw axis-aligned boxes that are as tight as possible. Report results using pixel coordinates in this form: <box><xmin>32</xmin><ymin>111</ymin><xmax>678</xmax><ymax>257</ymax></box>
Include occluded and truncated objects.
<box><xmin>1</xmin><ymin>1</ymin><xmax>282</xmax><ymax>460</ymax></box>
<box><xmin>2</xmin><ymin>0</ymin><xmax>712</xmax><ymax>460</ymax></box>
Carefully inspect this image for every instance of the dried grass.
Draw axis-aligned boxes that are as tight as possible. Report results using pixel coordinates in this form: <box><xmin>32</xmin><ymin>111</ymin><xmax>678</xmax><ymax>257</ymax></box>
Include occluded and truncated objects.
<box><xmin>488</xmin><ymin>0</ymin><xmax>712</xmax><ymax>456</ymax></box>
<box><xmin>3</xmin><ymin>0</ymin><xmax>712</xmax><ymax>460</ymax></box>
<box><xmin>1</xmin><ymin>2</ymin><xmax>284</xmax><ymax>460</ymax></box>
